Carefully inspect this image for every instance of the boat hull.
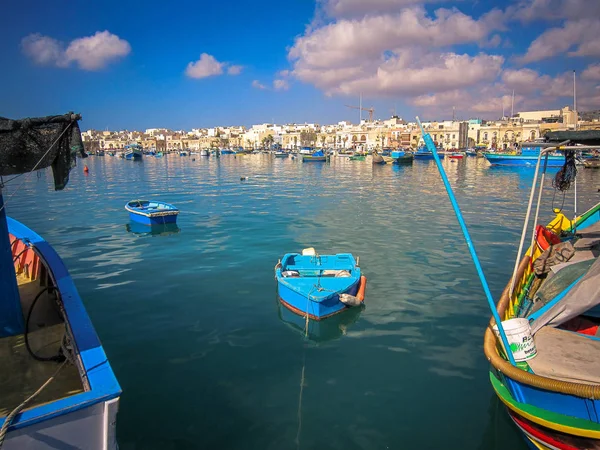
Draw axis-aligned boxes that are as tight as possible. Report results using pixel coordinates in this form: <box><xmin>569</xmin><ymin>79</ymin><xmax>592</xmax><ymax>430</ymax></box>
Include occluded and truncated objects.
<box><xmin>414</xmin><ymin>152</ymin><xmax>445</xmax><ymax>160</ymax></box>
<box><xmin>124</xmin><ymin>151</ymin><xmax>142</xmax><ymax>161</ymax></box>
<box><xmin>484</xmin><ymin>153</ymin><xmax>565</xmax><ymax>167</ymax></box>
<box><xmin>128</xmin><ymin>212</ymin><xmax>178</xmax><ymax>225</ymax></box>
<box><xmin>277</xmin><ymin>280</ymin><xmax>359</xmax><ymax>320</ymax></box>
<box><xmin>302</xmin><ymin>156</ymin><xmax>326</xmax><ymax>162</ymax></box>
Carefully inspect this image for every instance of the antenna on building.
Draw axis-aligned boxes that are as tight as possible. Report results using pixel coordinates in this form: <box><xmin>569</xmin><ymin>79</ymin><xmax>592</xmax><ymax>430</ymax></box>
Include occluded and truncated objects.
<box><xmin>511</xmin><ymin>90</ymin><xmax>515</xmax><ymax>119</ymax></box>
<box><xmin>573</xmin><ymin>70</ymin><xmax>577</xmax><ymax>130</ymax></box>
<box><xmin>452</xmin><ymin>106</ymin><xmax>455</xmax><ymax>121</ymax></box>
<box><xmin>502</xmin><ymin>97</ymin><xmax>505</xmax><ymax>120</ymax></box>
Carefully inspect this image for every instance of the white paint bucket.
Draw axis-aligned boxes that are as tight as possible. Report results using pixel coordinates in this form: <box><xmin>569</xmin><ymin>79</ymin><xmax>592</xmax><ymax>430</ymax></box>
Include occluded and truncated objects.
<box><xmin>493</xmin><ymin>318</ymin><xmax>537</xmax><ymax>362</ymax></box>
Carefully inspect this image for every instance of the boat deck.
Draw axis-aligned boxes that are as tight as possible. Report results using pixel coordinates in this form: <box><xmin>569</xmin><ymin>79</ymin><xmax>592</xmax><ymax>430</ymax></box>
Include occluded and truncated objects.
<box><xmin>0</xmin><ymin>276</ymin><xmax>84</xmax><ymax>417</ymax></box>
<box><xmin>529</xmin><ymin>327</ymin><xmax>600</xmax><ymax>385</ymax></box>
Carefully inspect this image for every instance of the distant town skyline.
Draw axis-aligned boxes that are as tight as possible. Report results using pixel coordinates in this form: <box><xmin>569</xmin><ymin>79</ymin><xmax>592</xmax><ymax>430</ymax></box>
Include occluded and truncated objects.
<box><xmin>2</xmin><ymin>0</ymin><xmax>600</xmax><ymax>130</ymax></box>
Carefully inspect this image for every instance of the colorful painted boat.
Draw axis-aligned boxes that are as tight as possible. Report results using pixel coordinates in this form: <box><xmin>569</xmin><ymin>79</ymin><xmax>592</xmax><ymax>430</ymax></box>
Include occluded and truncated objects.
<box><xmin>302</xmin><ymin>150</ymin><xmax>327</xmax><ymax>162</ymax></box>
<box><xmin>583</xmin><ymin>157</ymin><xmax>600</xmax><ymax>169</ymax></box>
<box><xmin>372</xmin><ymin>151</ymin><xmax>386</xmax><ymax>165</ymax></box>
<box><xmin>275</xmin><ymin>248</ymin><xmax>366</xmax><ymax>320</ymax></box>
<box><xmin>482</xmin><ymin>131</ymin><xmax>600</xmax><ymax>450</ymax></box>
<box><xmin>220</xmin><ymin>148</ymin><xmax>235</xmax><ymax>155</ymax></box>
<box><xmin>416</xmin><ymin>122</ymin><xmax>600</xmax><ymax>450</ymax></box>
<box><xmin>179</xmin><ymin>150</ymin><xmax>188</xmax><ymax>156</ymax></box>
<box><xmin>274</xmin><ymin>151</ymin><xmax>288</xmax><ymax>158</ymax></box>
<box><xmin>449</xmin><ymin>152</ymin><xmax>464</xmax><ymax>159</ymax></box>
<box><xmin>414</xmin><ymin>147</ymin><xmax>445</xmax><ymax>160</ymax></box>
<box><xmin>0</xmin><ymin>113</ymin><xmax>121</xmax><ymax>449</ymax></box>
<box><xmin>484</xmin><ymin>147</ymin><xmax>564</xmax><ymax>167</ymax></box>
<box><xmin>391</xmin><ymin>150</ymin><xmax>414</xmax><ymax>164</ymax></box>
<box><xmin>349</xmin><ymin>154</ymin><xmax>365</xmax><ymax>161</ymax></box>
<box><xmin>125</xmin><ymin>200</ymin><xmax>179</xmax><ymax>225</ymax></box>
<box><xmin>124</xmin><ymin>144</ymin><xmax>142</xmax><ymax>160</ymax></box>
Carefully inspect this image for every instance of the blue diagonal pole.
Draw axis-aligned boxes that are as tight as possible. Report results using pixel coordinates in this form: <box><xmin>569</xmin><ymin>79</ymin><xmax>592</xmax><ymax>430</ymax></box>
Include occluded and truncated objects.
<box><xmin>416</xmin><ymin>117</ymin><xmax>517</xmax><ymax>366</ymax></box>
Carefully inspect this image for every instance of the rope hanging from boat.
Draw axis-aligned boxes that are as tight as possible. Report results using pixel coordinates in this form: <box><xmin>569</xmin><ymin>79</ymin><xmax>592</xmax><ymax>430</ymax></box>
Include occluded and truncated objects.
<box><xmin>552</xmin><ymin>150</ymin><xmax>577</xmax><ymax>192</ymax></box>
<box><xmin>0</xmin><ymin>359</ymin><xmax>68</xmax><ymax>448</ymax></box>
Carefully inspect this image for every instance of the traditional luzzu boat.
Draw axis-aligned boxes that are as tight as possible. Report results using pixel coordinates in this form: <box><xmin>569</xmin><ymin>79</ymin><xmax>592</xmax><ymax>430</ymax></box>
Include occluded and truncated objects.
<box><xmin>123</xmin><ymin>143</ymin><xmax>142</xmax><ymax>160</ymax></box>
<box><xmin>414</xmin><ymin>146</ymin><xmax>445</xmax><ymax>160</ymax></box>
<box><xmin>302</xmin><ymin>149</ymin><xmax>327</xmax><ymax>162</ymax></box>
<box><xmin>125</xmin><ymin>200</ymin><xmax>179</xmax><ymax>226</ymax></box>
<box><xmin>275</xmin><ymin>248</ymin><xmax>367</xmax><ymax>320</ymax></box>
<box><xmin>417</xmin><ymin>120</ymin><xmax>600</xmax><ymax>449</ymax></box>
<box><xmin>484</xmin><ymin>146</ymin><xmax>565</xmax><ymax>167</ymax></box>
<box><xmin>391</xmin><ymin>150</ymin><xmax>414</xmax><ymax>164</ymax></box>
<box><xmin>0</xmin><ymin>113</ymin><xmax>121</xmax><ymax>449</ymax></box>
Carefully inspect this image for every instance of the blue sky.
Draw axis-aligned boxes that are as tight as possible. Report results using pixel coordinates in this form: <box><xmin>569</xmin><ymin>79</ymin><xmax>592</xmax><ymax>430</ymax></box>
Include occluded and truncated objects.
<box><xmin>1</xmin><ymin>0</ymin><xmax>599</xmax><ymax>130</ymax></box>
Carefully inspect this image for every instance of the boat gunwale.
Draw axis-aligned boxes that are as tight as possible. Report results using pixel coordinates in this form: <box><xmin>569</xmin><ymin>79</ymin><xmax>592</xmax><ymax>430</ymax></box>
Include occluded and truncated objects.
<box><xmin>125</xmin><ymin>201</ymin><xmax>179</xmax><ymax>218</ymax></box>
<box><xmin>1</xmin><ymin>217</ymin><xmax>121</xmax><ymax>432</ymax></box>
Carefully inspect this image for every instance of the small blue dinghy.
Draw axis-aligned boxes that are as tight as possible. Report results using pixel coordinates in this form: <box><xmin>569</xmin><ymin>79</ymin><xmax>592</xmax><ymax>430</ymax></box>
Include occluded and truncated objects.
<box><xmin>275</xmin><ymin>248</ymin><xmax>366</xmax><ymax>320</ymax></box>
<box><xmin>125</xmin><ymin>200</ymin><xmax>179</xmax><ymax>226</ymax></box>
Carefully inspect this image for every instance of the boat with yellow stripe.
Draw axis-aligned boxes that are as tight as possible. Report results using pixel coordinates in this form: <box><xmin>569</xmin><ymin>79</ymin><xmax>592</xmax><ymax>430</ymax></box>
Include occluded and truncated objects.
<box><xmin>416</xmin><ymin>122</ymin><xmax>600</xmax><ymax>449</ymax></box>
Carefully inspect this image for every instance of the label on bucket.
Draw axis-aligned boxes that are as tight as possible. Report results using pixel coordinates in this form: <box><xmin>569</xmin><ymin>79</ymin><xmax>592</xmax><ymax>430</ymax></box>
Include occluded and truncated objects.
<box><xmin>493</xmin><ymin>318</ymin><xmax>537</xmax><ymax>362</ymax></box>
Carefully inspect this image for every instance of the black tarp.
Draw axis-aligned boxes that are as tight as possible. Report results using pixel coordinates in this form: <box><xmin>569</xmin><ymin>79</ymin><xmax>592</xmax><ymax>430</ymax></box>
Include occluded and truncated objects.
<box><xmin>0</xmin><ymin>113</ymin><xmax>85</xmax><ymax>190</ymax></box>
<box><xmin>544</xmin><ymin>130</ymin><xmax>600</xmax><ymax>146</ymax></box>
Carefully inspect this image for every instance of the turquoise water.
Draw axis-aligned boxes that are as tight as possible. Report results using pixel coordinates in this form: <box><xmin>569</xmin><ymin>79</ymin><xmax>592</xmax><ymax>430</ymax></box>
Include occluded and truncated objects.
<box><xmin>5</xmin><ymin>155</ymin><xmax>600</xmax><ymax>449</ymax></box>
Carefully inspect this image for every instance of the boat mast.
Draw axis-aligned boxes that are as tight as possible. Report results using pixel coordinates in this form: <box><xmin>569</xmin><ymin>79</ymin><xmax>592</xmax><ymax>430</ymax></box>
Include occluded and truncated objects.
<box><xmin>511</xmin><ymin>90</ymin><xmax>515</xmax><ymax>119</ymax></box>
<box><xmin>573</xmin><ymin>70</ymin><xmax>577</xmax><ymax>130</ymax></box>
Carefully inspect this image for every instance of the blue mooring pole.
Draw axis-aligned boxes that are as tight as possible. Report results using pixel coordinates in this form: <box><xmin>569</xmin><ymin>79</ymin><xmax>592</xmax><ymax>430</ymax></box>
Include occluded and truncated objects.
<box><xmin>416</xmin><ymin>117</ymin><xmax>517</xmax><ymax>366</ymax></box>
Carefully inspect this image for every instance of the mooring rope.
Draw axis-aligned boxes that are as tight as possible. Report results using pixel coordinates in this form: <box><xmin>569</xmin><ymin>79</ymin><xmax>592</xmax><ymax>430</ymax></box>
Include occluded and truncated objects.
<box><xmin>0</xmin><ymin>359</ymin><xmax>68</xmax><ymax>448</ymax></box>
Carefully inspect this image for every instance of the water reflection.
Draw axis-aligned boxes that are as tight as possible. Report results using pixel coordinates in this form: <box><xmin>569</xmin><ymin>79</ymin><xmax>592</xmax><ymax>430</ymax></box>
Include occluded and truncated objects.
<box><xmin>277</xmin><ymin>298</ymin><xmax>364</xmax><ymax>343</ymax></box>
<box><xmin>125</xmin><ymin>221</ymin><xmax>181</xmax><ymax>236</ymax></box>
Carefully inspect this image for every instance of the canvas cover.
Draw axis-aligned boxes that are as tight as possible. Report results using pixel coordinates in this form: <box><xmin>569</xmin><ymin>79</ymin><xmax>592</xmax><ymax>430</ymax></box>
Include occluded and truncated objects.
<box><xmin>544</xmin><ymin>130</ymin><xmax>600</xmax><ymax>146</ymax></box>
<box><xmin>0</xmin><ymin>113</ymin><xmax>85</xmax><ymax>190</ymax></box>
<box><xmin>531</xmin><ymin>256</ymin><xmax>600</xmax><ymax>334</ymax></box>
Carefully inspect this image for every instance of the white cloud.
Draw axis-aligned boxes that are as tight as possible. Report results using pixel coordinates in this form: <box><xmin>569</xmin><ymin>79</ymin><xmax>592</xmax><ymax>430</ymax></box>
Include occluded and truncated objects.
<box><xmin>185</xmin><ymin>53</ymin><xmax>224</xmax><ymax>78</ymax></box>
<box><xmin>227</xmin><ymin>65</ymin><xmax>243</xmax><ymax>75</ymax></box>
<box><xmin>582</xmin><ymin>64</ymin><xmax>600</xmax><ymax>81</ymax></box>
<box><xmin>252</xmin><ymin>80</ymin><xmax>267</xmax><ymax>90</ymax></box>
<box><xmin>21</xmin><ymin>31</ymin><xmax>130</xmax><ymax>70</ymax></box>
<box><xmin>511</xmin><ymin>0</ymin><xmax>600</xmax><ymax>22</ymax></box>
<box><xmin>273</xmin><ymin>79</ymin><xmax>289</xmax><ymax>91</ymax></box>
<box><xmin>321</xmin><ymin>0</ymin><xmax>454</xmax><ymax>19</ymax></box>
<box><xmin>21</xmin><ymin>34</ymin><xmax>64</xmax><ymax>66</ymax></box>
<box><xmin>519</xmin><ymin>19</ymin><xmax>600</xmax><ymax>63</ymax></box>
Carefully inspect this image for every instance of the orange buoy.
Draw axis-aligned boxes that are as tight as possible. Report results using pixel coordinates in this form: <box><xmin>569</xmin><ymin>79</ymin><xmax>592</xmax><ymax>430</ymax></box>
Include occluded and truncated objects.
<box><xmin>83</xmin><ymin>165</ymin><xmax>89</xmax><ymax>173</ymax></box>
<box><xmin>356</xmin><ymin>275</ymin><xmax>367</xmax><ymax>302</ymax></box>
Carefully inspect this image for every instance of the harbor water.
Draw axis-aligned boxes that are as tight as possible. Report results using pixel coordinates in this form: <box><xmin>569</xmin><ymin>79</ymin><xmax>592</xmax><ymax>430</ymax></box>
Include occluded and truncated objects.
<box><xmin>5</xmin><ymin>154</ymin><xmax>599</xmax><ymax>449</ymax></box>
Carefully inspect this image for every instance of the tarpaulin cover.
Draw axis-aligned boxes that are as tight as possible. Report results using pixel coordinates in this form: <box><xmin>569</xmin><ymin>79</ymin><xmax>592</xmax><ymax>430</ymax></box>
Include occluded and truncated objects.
<box><xmin>0</xmin><ymin>113</ymin><xmax>85</xmax><ymax>190</ymax></box>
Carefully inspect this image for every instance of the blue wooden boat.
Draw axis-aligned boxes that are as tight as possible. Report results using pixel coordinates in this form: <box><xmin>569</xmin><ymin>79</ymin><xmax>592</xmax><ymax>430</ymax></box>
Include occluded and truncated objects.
<box><xmin>414</xmin><ymin>146</ymin><xmax>444</xmax><ymax>160</ymax></box>
<box><xmin>179</xmin><ymin>150</ymin><xmax>188</xmax><ymax>156</ymax></box>
<box><xmin>275</xmin><ymin>248</ymin><xmax>366</xmax><ymax>320</ymax></box>
<box><xmin>302</xmin><ymin>149</ymin><xmax>327</xmax><ymax>162</ymax></box>
<box><xmin>220</xmin><ymin>148</ymin><xmax>235</xmax><ymax>155</ymax></box>
<box><xmin>391</xmin><ymin>150</ymin><xmax>414</xmax><ymax>164</ymax></box>
<box><xmin>125</xmin><ymin>200</ymin><xmax>179</xmax><ymax>225</ymax></box>
<box><xmin>0</xmin><ymin>113</ymin><xmax>121</xmax><ymax>449</ymax></box>
<box><xmin>484</xmin><ymin>147</ymin><xmax>565</xmax><ymax>167</ymax></box>
<box><xmin>124</xmin><ymin>144</ymin><xmax>142</xmax><ymax>160</ymax></box>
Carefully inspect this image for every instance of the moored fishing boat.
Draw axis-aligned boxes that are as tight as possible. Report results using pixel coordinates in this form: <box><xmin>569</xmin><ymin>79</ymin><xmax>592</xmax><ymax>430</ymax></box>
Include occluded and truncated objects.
<box><xmin>200</xmin><ymin>149</ymin><xmax>210</xmax><ymax>157</ymax></box>
<box><xmin>274</xmin><ymin>150</ymin><xmax>288</xmax><ymax>158</ymax></box>
<box><xmin>449</xmin><ymin>152</ymin><xmax>464</xmax><ymax>159</ymax></box>
<box><xmin>414</xmin><ymin>146</ymin><xmax>444</xmax><ymax>160</ymax></box>
<box><xmin>0</xmin><ymin>113</ymin><xmax>121</xmax><ymax>449</ymax></box>
<box><xmin>124</xmin><ymin>144</ymin><xmax>143</xmax><ymax>160</ymax></box>
<box><xmin>275</xmin><ymin>248</ymin><xmax>366</xmax><ymax>320</ymax></box>
<box><xmin>125</xmin><ymin>200</ymin><xmax>179</xmax><ymax>225</ymax></box>
<box><xmin>484</xmin><ymin>146</ymin><xmax>564</xmax><ymax>167</ymax></box>
<box><xmin>419</xmin><ymin>122</ymin><xmax>600</xmax><ymax>450</ymax></box>
<box><xmin>349</xmin><ymin>154</ymin><xmax>365</xmax><ymax>161</ymax></box>
<box><xmin>583</xmin><ymin>157</ymin><xmax>600</xmax><ymax>169</ymax></box>
<box><xmin>391</xmin><ymin>150</ymin><xmax>414</xmax><ymax>164</ymax></box>
<box><xmin>372</xmin><ymin>151</ymin><xmax>386</xmax><ymax>165</ymax></box>
<box><xmin>302</xmin><ymin>149</ymin><xmax>327</xmax><ymax>162</ymax></box>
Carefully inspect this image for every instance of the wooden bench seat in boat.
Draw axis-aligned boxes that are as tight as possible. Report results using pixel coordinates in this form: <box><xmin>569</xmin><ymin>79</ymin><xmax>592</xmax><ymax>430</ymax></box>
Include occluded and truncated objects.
<box><xmin>529</xmin><ymin>326</ymin><xmax>600</xmax><ymax>385</ymax></box>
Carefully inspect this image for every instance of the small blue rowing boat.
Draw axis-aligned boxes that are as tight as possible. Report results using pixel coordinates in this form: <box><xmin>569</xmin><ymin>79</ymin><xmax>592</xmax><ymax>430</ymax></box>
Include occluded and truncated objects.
<box><xmin>275</xmin><ymin>248</ymin><xmax>366</xmax><ymax>320</ymax></box>
<box><xmin>125</xmin><ymin>200</ymin><xmax>179</xmax><ymax>226</ymax></box>
<box><xmin>414</xmin><ymin>146</ymin><xmax>444</xmax><ymax>160</ymax></box>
